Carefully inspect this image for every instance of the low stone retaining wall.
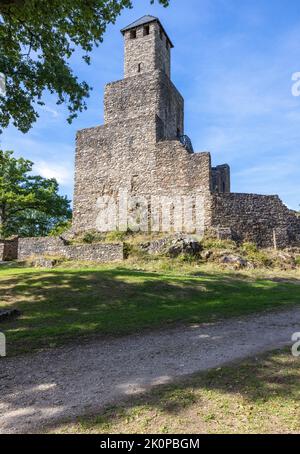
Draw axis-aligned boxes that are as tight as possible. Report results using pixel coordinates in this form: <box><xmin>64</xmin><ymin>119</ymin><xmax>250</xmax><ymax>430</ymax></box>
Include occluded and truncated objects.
<box><xmin>18</xmin><ymin>237</ymin><xmax>124</xmax><ymax>263</ymax></box>
<box><xmin>0</xmin><ymin>238</ymin><xmax>19</xmax><ymax>261</ymax></box>
<box><xmin>18</xmin><ymin>237</ymin><xmax>63</xmax><ymax>259</ymax></box>
<box><xmin>65</xmin><ymin>243</ymin><xmax>123</xmax><ymax>262</ymax></box>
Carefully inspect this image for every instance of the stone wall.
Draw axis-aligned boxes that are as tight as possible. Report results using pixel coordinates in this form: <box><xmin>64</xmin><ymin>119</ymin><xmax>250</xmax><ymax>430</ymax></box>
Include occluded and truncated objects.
<box><xmin>18</xmin><ymin>237</ymin><xmax>64</xmax><ymax>259</ymax></box>
<box><xmin>73</xmin><ymin>126</ymin><xmax>212</xmax><ymax>234</ymax></box>
<box><xmin>0</xmin><ymin>238</ymin><xmax>19</xmax><ymax>261</ymax></box>
<box><xmin>65</xmin><ymin>244</ymin><xmax>123</xmax><ymax>262</ymax></box>
<box><xmin>157</xmin><ymin>74</ymin><xmax>184</xmax><ymax>140</ymax></box>
<box><xmin>104</xmin><ymin>72</ymin><xmax>161</xmax><ymax>125</ymax></box>
<box><xmin>18</xmin><ymin>237</ymin><xmax>123</xmax><ymax>262</ymax></box>
<box><xmin>209</xmin><ymin>193</ymin><xmax>300</xmax><ymax>247</ymax></box>
<box><xmin>104</xmin><ymin>70</ymin><xmax>183</xmax><ymax>141</ymax></box>
<box><xmin>211</xmin><ymin>164</ymin><xmax>231</xmax><ymax>193</ymax></box>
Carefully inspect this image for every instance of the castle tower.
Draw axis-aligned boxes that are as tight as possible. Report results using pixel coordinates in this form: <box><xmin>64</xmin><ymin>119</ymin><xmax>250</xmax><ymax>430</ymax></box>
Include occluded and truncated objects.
<box><xmin>104</xmin><ymin>15</ymin><xmax>184</xmax><ymax>141</ymax></box>
<box><xmin>73</xmin><ymin>16</ymin><xmax>214</xmax><ymax>235</ymax></box>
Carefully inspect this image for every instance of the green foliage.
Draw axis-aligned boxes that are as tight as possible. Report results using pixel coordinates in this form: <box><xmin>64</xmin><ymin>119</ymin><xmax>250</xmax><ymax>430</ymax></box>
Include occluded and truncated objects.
<box><xmin>241</xmin><ymin>242</ymin><xmax>258</xmax><ymax>254</ymax></box>
<box><xmin>105</xmin><ymin>229</ymin><xmax>132</xmax><ymax>242</ymax></box>
<box><xmin>49</xmin><ymin>219</ymin><xmax>72</xmax><ymax>237</ymax></box>
<box><xmin>81</xmin><ymin>230</ymin><xmax>107</xmax><ymax>244</ymax></box>
<box><xmin>245</xmin><ymin>249</ymin><xmax>272</xmax><ymax>267</ymax></box>
<box><xmin>201</xmin><ymin>238</ymin><xmax>236</xmax><ymax>250</ymax></box>
<box><xmin>80</xmin><ymin>229</ymin><xmax>133</xmax><ymax>244</ymax></box>
<box><xmin>123</xmin><ymin>242</ymin><xmax>149</xmax><ymax>260</ymax></box>
<box><xmin>241</xmin><ymin>242</ymin><xmax>272</xmax><ymax>266</ymax></box>
<box><xmin>177</xmin><ymin>253</ymin><xmax>199</xmax><ymax>264</ymax></box>
<box><xmin>0</xmin><ymin>149</ymin><xmax>72</xmax><ymax>237</ymax></box>
<box><xmin>0</xmin><ymin>0</ymin><xmax>169</xmax><ymax>133</ymax></box>
<box><xmin>295</xmin><ymin>256</ymin><xmax>300</xmax><ymax>266</ymax></box>
<box><xmin>82</xmin><ymin>232</ymin><xmax>98</xmax><ymax>244</ymax></box>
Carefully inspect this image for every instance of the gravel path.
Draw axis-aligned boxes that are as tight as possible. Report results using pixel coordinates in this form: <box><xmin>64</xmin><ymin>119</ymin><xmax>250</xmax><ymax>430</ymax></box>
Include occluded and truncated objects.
<box><xmin>1</xmin><ymin>307</ymin><xmax>299</xmax><ymax>434</ymax></box>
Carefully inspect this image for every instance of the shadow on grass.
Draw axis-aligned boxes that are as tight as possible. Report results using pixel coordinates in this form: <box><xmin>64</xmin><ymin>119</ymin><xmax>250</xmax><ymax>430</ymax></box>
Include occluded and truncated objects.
<box><xmin>0</xmin><ymin>266</ymin><xmax>299</xmax><ymax>355</ymax></box>
<box><xmin>70</xmin><ymin>349</ymin><xmax>300</xmax><ymax>433</ymax></box>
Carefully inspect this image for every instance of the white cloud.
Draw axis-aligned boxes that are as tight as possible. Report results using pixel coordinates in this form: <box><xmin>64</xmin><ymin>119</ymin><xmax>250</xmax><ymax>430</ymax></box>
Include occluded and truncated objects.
<box><xmin>34</xmin><ymin>161</ymin><xmax>73</xmax><ymax>186</ymax></box>
<box><xmin>40</xmin><ymin>105</ymin><xmax>59</xmax><ymax>118</ymax></box>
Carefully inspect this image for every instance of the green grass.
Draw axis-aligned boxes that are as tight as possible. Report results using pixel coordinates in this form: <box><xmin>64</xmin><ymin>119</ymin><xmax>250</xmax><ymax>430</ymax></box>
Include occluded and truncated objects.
<box><xmin>0</xmin><ymin>262</ymin><xmax>300</xmax><ymax>356</ymax></box>
<box><xmin>53</xmin><ymin>349</ymin><xmax>300</xmax><ymax>434</ymax></box>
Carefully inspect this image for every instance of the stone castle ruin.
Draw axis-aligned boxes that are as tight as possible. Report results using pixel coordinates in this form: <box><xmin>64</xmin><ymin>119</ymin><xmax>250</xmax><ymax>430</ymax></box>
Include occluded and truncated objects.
<box><xmin>11</xmin><ymin>15</ymin><xmax>300</xmax><ymax>261</ymax></box>
<box><xmin>72</xmin><ymin>15</ymin><xmax>300</xmax><ymax>248</ymax></box>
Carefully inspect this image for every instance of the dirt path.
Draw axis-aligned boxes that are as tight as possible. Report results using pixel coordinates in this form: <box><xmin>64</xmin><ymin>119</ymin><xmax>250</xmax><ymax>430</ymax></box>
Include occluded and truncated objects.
<box><xmin>1</xmin><ymin>307</ymin><xmax>299</xmax><ymax>434</ymax></box>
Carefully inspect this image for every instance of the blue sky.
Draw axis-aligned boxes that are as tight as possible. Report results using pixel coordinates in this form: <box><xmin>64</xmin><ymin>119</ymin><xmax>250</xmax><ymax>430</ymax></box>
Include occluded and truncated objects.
<box><xmin>1</xmin><ymin>0</ymin><xmax>300</xmax><ymax>209</ymax></box>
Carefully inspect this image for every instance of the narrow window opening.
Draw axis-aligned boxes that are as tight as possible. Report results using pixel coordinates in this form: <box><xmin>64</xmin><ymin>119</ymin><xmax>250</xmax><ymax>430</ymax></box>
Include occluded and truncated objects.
<box><xmin>138</xmin><ymin>63</ymin><xmax>142</xmax><ymax>73</ymax></box>
<box><xmin>159</xmin><ymin>29</ymin><xmax>163</xmax><ymax>40</ymax></box>
<box><xmin>143</xmin><ymin>25</ymin><xmax>150</xmax><ymax>36</ymax></box>
<box><xmin>131</xmin><ymin>175</ymin><xmax>138</xmax><ymax>191</ymax></box>
<box><xmin>177</xmin><ymin>128</ymin><xmax>181</xmax><ymax>138</ymax></box>
<box><xmin>130</xmin><ymin>29</ymin><xmax>137</xmax><ymax>39</ymax></box>
<box><xmin>222</xmin><ymin>182</ymin><xmax>226</xmax><ymax>193</ymax></box>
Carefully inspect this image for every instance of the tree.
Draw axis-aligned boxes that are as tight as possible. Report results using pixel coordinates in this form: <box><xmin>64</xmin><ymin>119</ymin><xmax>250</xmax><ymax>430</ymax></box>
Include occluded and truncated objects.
<box><xmin>0</xmin><ymin>149</ymin><xmax>72</xmax><ymax>237</ymax></box>
<box><xmin>0</xmin><ymin>0</ymin><xmax>169</xmax><ymax>133</ymax></box>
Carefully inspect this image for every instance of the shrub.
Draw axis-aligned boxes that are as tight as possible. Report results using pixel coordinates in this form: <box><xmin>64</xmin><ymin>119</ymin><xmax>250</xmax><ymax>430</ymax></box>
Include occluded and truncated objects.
<box><xmin>201</xmin><ymin>238</ymin><xmax>236</xmax><ymax>250</ymax></box>
<box><xmin>246</xmin><ymin>250</ymin><xmax>272</xmax><ymax>267</ymax></box>
<box><xmin>241</xmin><ymin>242</ymin><xmax>258</xmax><ymax>254</ymax></box>
<box><xmin>82</xmin><ymin>232</ymin><xmax>96</xmax><ymax>244</ymax></box>
<box><xmin>105</xmin><ymin>231</ymin><xmax>128</xmax><ymax>242</ymax></box>
<box><xmin>123</xmin><ymin>242</ymin><xmax>149</xmax><ymax>260</ymax></box>
<box><xmin>81</xmin><ymin>230</ymin><xmax>106</xmax><ymax>244</ymax></box>
<box><xmin>177</xmin><ymin>253</ymin><xmax>199</xmax><ymax>264</ymax></box>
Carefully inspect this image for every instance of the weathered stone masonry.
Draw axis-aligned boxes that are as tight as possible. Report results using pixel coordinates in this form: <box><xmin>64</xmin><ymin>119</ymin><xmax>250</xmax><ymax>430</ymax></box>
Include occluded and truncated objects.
<box><xmin>0</xmin><ymin>238</ymin><xmax>18</xmax><ymax>261</ymax></box>
<box><xmin>70</xmin><ymin>14</ymin><xmax>300</xmax><ymax>247</ymax></box>
<box><xmin>18</xmin><ymin>237</ymin><xmax>123</xmax><ymax>262</ymax></box>
<box><xmin>72</xmin><ymin>16</ymin><xmax>216</xmax><ymax>236</ymax></box>
<box><xmin>209</xmin><ymin>194</ymin><xmax>300</xmax><ymax>248</ymax></box>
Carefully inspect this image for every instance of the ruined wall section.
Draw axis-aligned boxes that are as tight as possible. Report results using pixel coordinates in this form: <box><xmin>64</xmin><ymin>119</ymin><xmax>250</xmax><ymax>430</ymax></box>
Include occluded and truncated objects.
<box><xmin>209</xmin><ymin>193</ymin><xmax>300</xmax><ymax>247</ymax></box>
<box><xmin>212</xmin><ymin>164</ymin><xmax>230</xmax><ymax>193</ymax></box>
<box><xmin>154</xmin><ymin>141</ymin><xmax>211</xmax><ymax>193</ymax></box>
